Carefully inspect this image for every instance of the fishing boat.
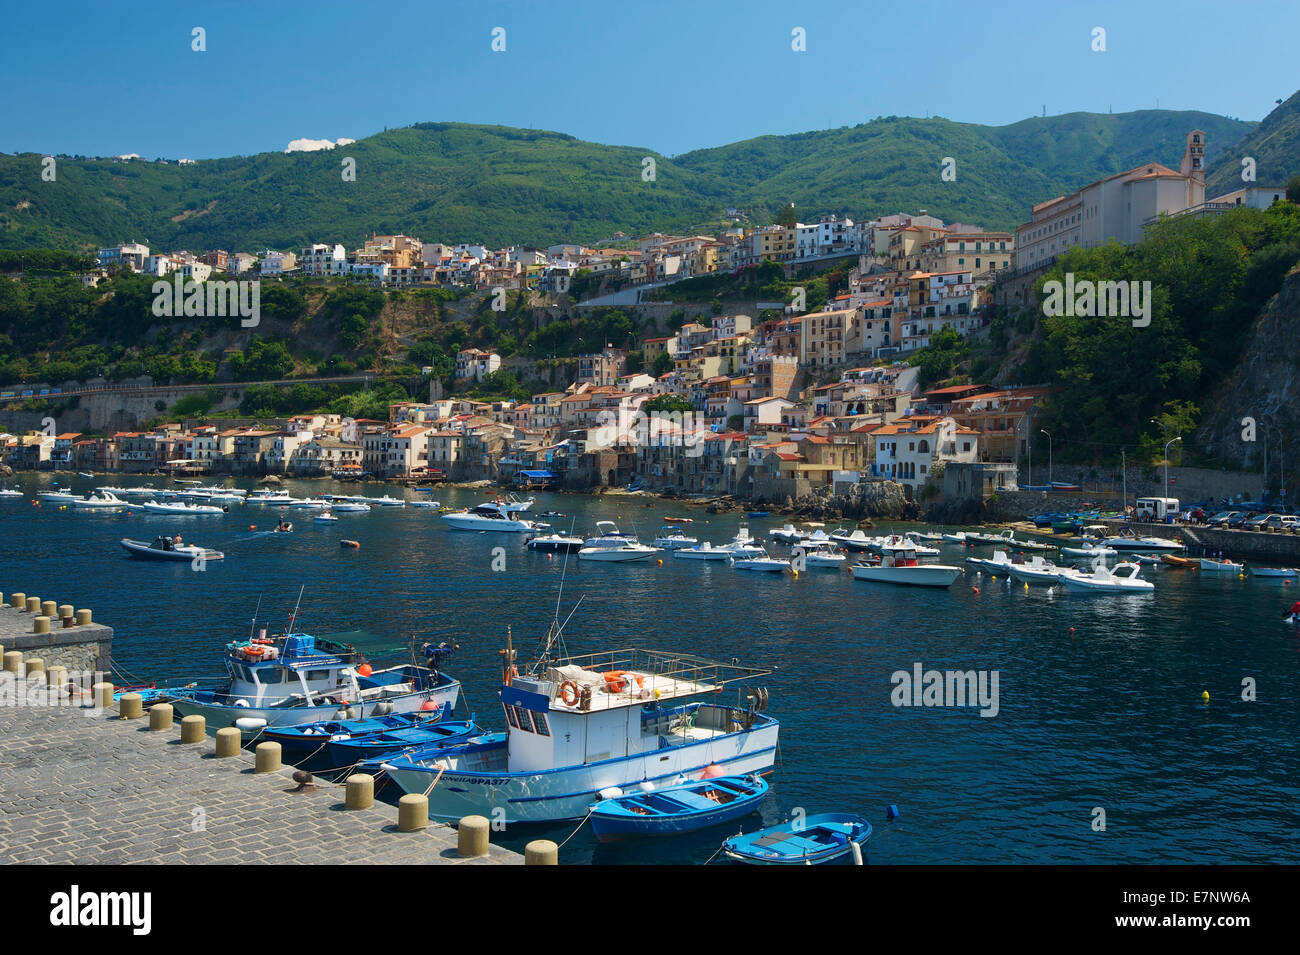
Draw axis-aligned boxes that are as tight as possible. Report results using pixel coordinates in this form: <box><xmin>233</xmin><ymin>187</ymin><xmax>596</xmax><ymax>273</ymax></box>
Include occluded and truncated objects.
<box><xmin>652</xmin><ymin>526</ymin><xmax>700</xmax><ymax>550</ymax></box>
<box><xmin>441</xmin><ymin>501</ymin><xmax>540</xmax><ymax>533</ymax></box>
<box><xmin>588</xmin><ymin>774</ymin><xmax>769</xmax><ymax>842</ymax></box>
<box><xmin>1200</xmin><ymin>557</ymin><xmax>1244</xmax><ymax>574</ymax></box>
<box><xmin>1005</xmin><ymin>555</ymin><xmax>1062</xmax><ymax>585</ymax></box>
<box><xmin>379</xmin><ymin>630</ymin><xmax>779</xmax><ymax>824</ymax></box>
<box><xmin>262</xmin><ymin>709</ymin><xmax>451</xmax><ymax>760</ymax></box>
<box><xmin>722</xmin><ymin>812</ymin><xmax>871</xmax><ymax>865</ymax></box>
<box><xmin>120</xmin><ymin>536</ymin><xmax>224</xmax><ymax>563</ymax></box>
<box><xmin>527</xmin><ymin>533</ymin><xmax>584</xmax><ymax>552</ymax></box>
<box><xmin>672</xmin><ymin>541</ymin><xmax>732</xmax><ymax>561</ymax></box>
<box><xmin>1103</xmin><ymin>531</ymin><xmax>1184</xmax><ymax>552</ymax></box>
<box><xmin>851</xmin><ymin>549</ymin><xmax>963</xmax><ymax>587</ymax></box>
<box><xmin>162</xmin><ymin>618</ymin><xmax>461</xmax><ymax>734</ymax></box>
<box><xmin>325</xmin><ymin>719</ymin><xmax>491</xmax><ymax>766</ymax></box>
<box><xmin>1056</xmin><ymin>561</ymin><xmax>1154</xmax><ymax>594</ymax></box>
<box><xmin>792</xmin><ymin>541</ymin><xmax>847</xmax><ymax>568</ymax></box>
<box><xmin>141</xmin><ymin>500</ymin><xmax>227</xmax><ymax>515</ymax></box>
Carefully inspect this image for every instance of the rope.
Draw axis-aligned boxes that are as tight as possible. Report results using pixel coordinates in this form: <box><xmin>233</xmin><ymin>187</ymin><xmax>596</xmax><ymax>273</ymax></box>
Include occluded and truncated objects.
<box><xmin>555</xmin><ymin>806</ymin><xmax>596</xmax><ymax>850</ymax></box>
<box><xmin>702</xmin><ymin>837</ymin><xmax>731</xmax><ymax>866</ymax></box>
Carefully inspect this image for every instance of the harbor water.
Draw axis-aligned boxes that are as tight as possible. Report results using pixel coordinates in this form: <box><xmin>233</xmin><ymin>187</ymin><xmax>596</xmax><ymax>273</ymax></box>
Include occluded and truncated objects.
<box><xmin>2</xmin><ymin>474</ymin><xmax>1298</xmax><ymax>864</ymax></box>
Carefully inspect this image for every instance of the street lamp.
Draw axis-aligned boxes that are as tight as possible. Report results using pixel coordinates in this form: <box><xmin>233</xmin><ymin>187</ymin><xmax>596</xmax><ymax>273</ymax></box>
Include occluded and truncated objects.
<box><xmin>1163</xmin><ymin>436</ymin><xmax>1182</xmax><ymax>506</ymax></box>
<box><xmin>1040</xmin><ymin>429</ymin><xmax>1052</xmax><ymax>484</ymax></box>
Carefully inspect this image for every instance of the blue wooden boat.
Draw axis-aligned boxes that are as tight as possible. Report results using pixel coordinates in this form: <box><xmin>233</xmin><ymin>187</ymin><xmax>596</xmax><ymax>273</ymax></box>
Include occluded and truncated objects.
<box><xmin>723</xmin><ymin>812</ymin><xmax>870</xmax><ymax>865</ymax></box>
<box><xmin>589</xmin><ymin>774</ymin><xmax>768</xmax><ymax>842</ymax></box>
<box><xmin>262</xmin><ymin>707</ymin><xmax>449</xmax><ymax>759</ymax></box>
<box><xmin>746</xmin><ymin>511</ymin><xmax>770</xmax><ymax>518</ymax></box>
<box><xmin>325</xmin><ymin>719</ymin><xmax>487</xmax><ymax>764</ymax></box>
<box><xmin>357</xmin><ymin>731</ymin><xmax>508</xmax><ymax>774</ymax></box>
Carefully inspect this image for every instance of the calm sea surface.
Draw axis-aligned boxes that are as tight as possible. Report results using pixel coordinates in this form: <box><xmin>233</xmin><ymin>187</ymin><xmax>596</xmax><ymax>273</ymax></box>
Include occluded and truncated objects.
<box><xmin>3</xmin><ymin>474</ymin><xmax>1298</xmax><ymax>864</ymax></box>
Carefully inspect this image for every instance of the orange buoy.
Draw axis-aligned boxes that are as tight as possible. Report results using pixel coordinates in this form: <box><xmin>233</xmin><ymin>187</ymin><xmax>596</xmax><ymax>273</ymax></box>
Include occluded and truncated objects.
<box><xmin>341</xmin><ymin>539</ymin><xmax>360</xmax><ymax>549</ymax></box>
<box><xmin>249</xmin><ymin>525</ymin><xmax>256</xmax><ymax>530</ymax></box>
<box><xmin>357</xmin><ymin>664</ymin><xmax>373</xmax><ymax>677</ymax></box>
<box><xmin>971</xmin><ymin>586</ymin><xmax>980</xmax><ymax>594</ymax></box>
<box><xmin>420</xmin><ymin>700</ymin><xmax>439</xmax><ymax>711</ymax></box>
<box><xmin>700</xmin><ymin>764</ymin><xmax>725</xmax><ymax>779</ymax></box>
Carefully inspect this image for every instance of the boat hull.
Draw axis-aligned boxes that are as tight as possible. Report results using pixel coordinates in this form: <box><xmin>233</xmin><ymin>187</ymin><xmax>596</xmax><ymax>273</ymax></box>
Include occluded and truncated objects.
<box><xmin>383</xmin><ymin>722</ymin><xmax>779</xmax><ymax>824</ymax></box>
<box><xmin>851</xmin><ymin>564</ymin><xmax>963</xmax><ymax>587</ymax></box>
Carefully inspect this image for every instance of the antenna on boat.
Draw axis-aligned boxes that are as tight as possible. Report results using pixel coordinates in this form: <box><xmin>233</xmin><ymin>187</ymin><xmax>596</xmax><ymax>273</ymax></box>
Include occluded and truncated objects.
<box><xmin>247</xmin><ymin>595</ymin><xmax>263</xmax><ymax>642</ymax></box>
<box><xmin>287</xmin><ymin>585</ymin><xmax>305</xmax><ymax>634</ymax></box>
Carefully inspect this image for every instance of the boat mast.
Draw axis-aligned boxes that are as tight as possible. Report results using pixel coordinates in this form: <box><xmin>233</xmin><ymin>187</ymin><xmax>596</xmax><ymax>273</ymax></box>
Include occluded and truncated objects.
<box><xmin>287</xmin><ymin>585</ymin><xmax>305</xmax><ymax>634</ymax></box>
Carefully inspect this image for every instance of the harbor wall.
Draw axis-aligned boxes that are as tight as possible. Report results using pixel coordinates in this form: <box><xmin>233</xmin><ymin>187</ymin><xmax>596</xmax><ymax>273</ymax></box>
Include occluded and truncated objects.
<box><xmin>0</xmin><ymin>603</ymin><xmax>113</xmax><ymax>674</ymax></box>
<box><xmin>1113</xmin><ymin>521</ymin><xmax>1300</xmax><ymax>563</ymax></box>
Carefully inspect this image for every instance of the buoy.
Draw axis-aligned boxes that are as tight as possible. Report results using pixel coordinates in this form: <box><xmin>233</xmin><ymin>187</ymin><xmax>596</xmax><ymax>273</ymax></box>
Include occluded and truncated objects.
<box><xmin>547</xmin><ymin>553</ymin><xmax>553</xmax><ymax>559</ymax></box>
<box><xmin>341</xmin><ymin>539</ymin><xmax>360</xmax><ymax>548</ymax></box>
<box><xmin>1201</xmin><ymin>690</ymin><xmax>1210</xmax><ymax>702</ymax></box>
<box><xmin>971</xmin><ymin>586</ymin><xmax>980</xmax><ymax>594</ymax></box>
<box><xmin>420</xmin><ymin>700</ymin><xmax>439</xmax><ymax>711</ymax></box>
<box><xmin>700</xmin><ymin>764</ymin><xmax>724</xmax><ymax>779</ymax></box>
<box><xmin>249</xmin><ymin>525</ymin><xmax>256</xmax><ymax>530</ymax></box>
<box><xmin>657</xmin><ymin>559</ymin><xmax>663</xmax><ymax>566</ymax></box>
<box><xmin>357</xmin><ymin>663</ymin><xmax>373</xmax><ymax>677</ymax></box>
<box><xmin>886</xmin><ymin>804</ymin><xmax>900</xmax><ymax>819</ymax></box>
<box><xmin>1069</xmin><ymin>626</ymin><xmax>1075</xmax><ymax>633</ymax></box>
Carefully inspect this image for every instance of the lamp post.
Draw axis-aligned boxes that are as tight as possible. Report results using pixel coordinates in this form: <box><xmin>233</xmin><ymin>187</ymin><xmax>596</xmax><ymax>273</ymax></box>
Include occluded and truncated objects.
<box><xmin>1040</xmin><ymin>429</ymin><xmax>1052</xmax><ymax>484</ymax></box>
<box><xmin>1164</xmin><ymin>436</ymin><xmax>1182</xmax><ymax>505</ymax></box>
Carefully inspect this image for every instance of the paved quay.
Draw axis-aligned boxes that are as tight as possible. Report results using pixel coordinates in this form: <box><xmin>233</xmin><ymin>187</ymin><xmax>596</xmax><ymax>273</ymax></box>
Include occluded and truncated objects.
<box><xmin>0</xmin><ymin>692</ymin><xmax>522</xmax><ymax>865</ymax></box>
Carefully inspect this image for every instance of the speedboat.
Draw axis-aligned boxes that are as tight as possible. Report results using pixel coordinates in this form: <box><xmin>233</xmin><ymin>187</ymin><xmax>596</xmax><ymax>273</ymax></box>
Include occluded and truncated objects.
<box><xmin>363</xmin><ymin>495</ymin><xmax>406</xmax><ymax>507</ymax></box>
<box><xmin>314</xmin><ymin>509</ymin><xmax>338</xmax><ymax>523</ymax></box>
<box><xmin>578</xmin><ymin>539</ymin><xmax>660</xmax><ymax>563</ymax></box>
<box><xmin>141</xmin><ymin>500</ymin><xmax>227</xmax><ymax>515</ymax></box>
<box><xmin>672</xmin><ymin>542</ymin><xmax>732</xmax><ymax>561</ymax></box>
<box><xmin>721</xmin><ymin>525</ymin><xmax>766</xmax><ymax>559</ymax></box>
<box><xmin>1103</xmin><ymin>531</ymin><xmax>1184</xmax><ymax>552</ymax></box>
<box><xmin>39</xmin><ymin>490</ymin><xmax>80</xmax><ymax>503</ymax></box>
<box><xmin>0</xmin><ymin>488</ymin><xmax>22</xmax><ymax>498</ymax></box>
<box><xmin>1251</xmin><ymin>567</ymin><xmax>1298</xmax><ymax>579</ymax></box>
<box><xmin>876</xmin><ymin>534</ymin><xmax>939</xmax><ymax>557</ymax></box>
<box><xmin>769</xmin><ymin>524</ymin><xmax>808</xmax><ymax>545</ymax></box>
<box><xmin>245</xmin><ymin>491</ymin><xmax>294</xmax><ymax>506</ymax></box>
<box><xmin>965</xmin><ymin>549</ymin><xmax>1016</xmax><ymax>572</ymax></box>
<box><xmin>163</xmin><ymin>631</ymin><xmax>461</xmax><ymax>735</ymax></box>
<box><xmin>723</xmin><ymin>812</ymin><xmax>870</xmax><ymax>865</ymax></box>
<box><xmin>652</xmin><ymin>526</ymin><xmax>700</xmax><ymax>550</ymax></box>
<box><xmin>378</xmin><ymin>639</ymin><xmax>779</xmax><ymax>823</ymax></box>
<box><xmin>289</xmin><ymin>498</ymin><xmax>331</xmax><ymax>510</ymax></box>
<box><xmin>527</xmin><ymin>533</ymin><xmax>584</xmax><ymax>552</ymax></box>
<box><xmin>1200</xmin><ymin>557</ymin><xmax>1244</xmax><ymax>574</ymax></box>
<box><xmin>941</xmin><ymin>531</ymin><xmax>972</xmax><ymax>545</ymax></box>
<box><xmin>831</xmin><ymin>528</ymin><xmax>876</xmax><ymax>552</ymax></box>
<box><xmin>1061</xmin><ymin>542</ymin><xmax>1116</xmax><ymax>558</ymax></box>
<box><xmin>905</xmin><ymin>530</ymin><xmax>944</xmax><ymax>543</ymax></box>
<box><xmin>588</xmin><ymin>774</ymin><xmax>769</xmax><ymax>843</ymax></box>
<box><xmin>792</xmin><ymin>541</ymin><xmax>847</xmax><ymax>568</ymax></box>
<box><xmin>1005</xmin><ymin>555</ymin><xmax>1062</xmax><ymax>585</ymax></box>
<box><xmin>73</xmin><ymin>491</ymin><xmax>128</xmax><ymax>510</ymax></box>
<box><xmin>730</xmin><ymin>554</ymin><xmax>788</xmax><ymax>573</ymax></box>
<box><xmin>851</xmin><ymin>550</ymin><xmax>963</xmax><ymax>587</ymax></box>
<box><xmin>330</xmin><ymin>501</ymin><xmax>371</xmax><ymax>513</ymax></box>
<box><xmin>1056</xmin><ymin>561</ymin><xmax>1154</xmax><ymax>593</ymax></box>
<box><xmin>120</xmin><ymin>536</ymin><xmax>224</xmax><ymax>562</ymax></box>
<box><xmin>441</xmin><ymin>501</ymin><xmax>540</xmax><ymax>533</ymax></box>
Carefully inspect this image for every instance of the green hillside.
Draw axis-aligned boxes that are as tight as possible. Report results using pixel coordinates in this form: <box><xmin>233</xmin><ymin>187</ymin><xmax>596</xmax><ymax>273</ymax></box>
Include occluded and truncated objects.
<box><xmin>0</xmin><ymin>109</ymin><xmax>1260</xmax><ymax>255</ymax></box>
<box><xmin>1205</xmin><ymin>90</ymin><xmax>1300</xmax><ymax>196</ymax></box>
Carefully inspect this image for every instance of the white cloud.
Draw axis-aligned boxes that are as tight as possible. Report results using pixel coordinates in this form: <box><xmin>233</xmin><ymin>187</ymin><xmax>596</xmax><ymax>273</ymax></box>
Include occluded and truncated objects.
<box><xmin>285</xmin><ymin>137</ymin><xmax>356</xmax><ymax>153</ymax></box>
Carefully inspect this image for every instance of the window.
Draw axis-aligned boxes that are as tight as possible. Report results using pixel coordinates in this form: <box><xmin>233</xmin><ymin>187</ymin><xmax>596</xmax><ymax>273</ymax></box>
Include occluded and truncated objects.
<box><xmin>503</xmin><ymin>703</ymin><xmax>519</xmax><ymax>728</ymax></box>
<box><xmin>532</xmin><ymin>711</ymin><xmax>551</xmax><ymax>736</ymax></box>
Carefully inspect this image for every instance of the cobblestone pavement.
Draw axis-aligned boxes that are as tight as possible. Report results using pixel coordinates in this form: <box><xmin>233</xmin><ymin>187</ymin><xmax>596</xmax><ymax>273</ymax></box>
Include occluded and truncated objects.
<box><xmin>0</xmin><ymin>693</ymin><xmax>520</xmax><ymax>865</ymax></box>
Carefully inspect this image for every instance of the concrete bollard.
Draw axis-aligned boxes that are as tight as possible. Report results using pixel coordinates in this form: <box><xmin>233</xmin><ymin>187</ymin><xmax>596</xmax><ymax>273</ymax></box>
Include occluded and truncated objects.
<box><xmin>398</xmin><ymin>794</ymin><xmax>429</xmax><ymax>832</ymax></box>
<box><xmin>457</xmin><ymin>814</ymin><xmax>490</xmax><ymax>857</ymax></box>
<box><xmin>345</xmin><ymin>774</ymin><xmax>375</xmax><ymax>810</ymax></box>
<box><xmin>41</xmin><ymin>600</ymin><xmax>57</xmax><ymax>619</ymax></box>
<box><xmin>25</xmin><ymin>597</ymin><xmax>40</xmax><ymax>614</ymax></box>
<box><xmin>10</xmin><ymin>592</ymin><xmax>25</xmax><ymax>609</ymax></box>
<box><xmin>3</xmin><ymin>651</ymin><xmax>22</xmax><ymax>674</ymax></box>
<box><xmin>45</xmin><ymin>665</ymin><xmax>68</xmax><ymax>689</ymax></box>
<box><xmin>525</xmin><ymin>839</ymin><xmax>559</xmax><ymax>865</ymax></box>
<box><xmin>75</xmin><ymin>609</ymin><xmax>92</xmax><ymax>626</ymax></box>
<box><xmin>119</xmin><ymin>693</ymin><xmax>143</xmax><ymax>719</ymax></box>
<box><xmin>24</xmin><ymin>657</ymin><xmax>45</xmax><ymax>678</ymax></box>
<box><xmin>254</xmin><ymin>741</ymin><xmax>281</xmax><ymax>773</ymax></box>
<box><xmin>93</xmin><ymin>682</ymin><xmax>114</xmax><ymax>710</ymax></box>
<box><xmin>32</xmin><ymin>616</ymin><xmax>50</xmax><ymax>634</ymax></box>
<box><xmin>57</xmin><ymin>604</ymin><xmax>73</xmax><ymax>621</ymax></box>
<box><xmin>215</xmin><ymin>727</ymin><xmax>242</xmax><ymax>757</ymax></box>
<box><xmin>180</xmin><ymin>714</ymin><xmax>205</xmax><ymax>743</ymax></box>
<box><xmin>149</xmin><ymin>703</ymin><xmax>173</xmax><ymax>731</ymax></box>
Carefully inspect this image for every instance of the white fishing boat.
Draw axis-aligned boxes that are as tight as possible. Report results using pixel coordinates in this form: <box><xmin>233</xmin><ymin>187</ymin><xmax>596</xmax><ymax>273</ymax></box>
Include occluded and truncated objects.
<box><xmin>1103</xmin><ymin>531</ymin><xmax>1184</xmax><ymax>552</ymax></box>
<box><xmin>380</xmin><ymin>635</ymin><xmax>779</xmax><ymax>824</ymax></box>
<box><xmin>140</xmin><ymin>500</ymin><xmax>227</xmax><ymax>515</ymax></box>
<box><xmin>1057</xmin><ymin>561</ymin><xmax>1154</xmax><ymax>593</ymax></box>
<box><xmin>792</xmin><ymin>541</ymin><xmax>847</xmax><ymax>568</ymax></box>
<box><xmin>1199</xmin><ymin>557</ymin><xmax>1244</xmax><ymax>574</ymax></box>
<box><xmin>850</xmin><ymin>549</ymin><xmax>963</xmax><ymax>587</ymax></box>
<box><xmin>1005</xmin><ymin>555</ymin><xmax>1062</xmax><ymax>585</ymax></box>
<box><xmin>672</xmin><ymin>541</ymin><xmax>732</xmax><ymax>561</ymax></box>
<box><xmin>441</xmin><ymin>502</ymin><xmax>540</xmax><ymax>533</ymax></box>
<box><xmin>652</xmin><ymin>526</ymin><xmax>700</xmax><ymax>550</ymax></box>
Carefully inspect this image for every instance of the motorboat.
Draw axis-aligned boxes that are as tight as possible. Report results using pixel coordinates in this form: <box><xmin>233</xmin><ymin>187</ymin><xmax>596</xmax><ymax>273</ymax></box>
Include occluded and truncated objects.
<box><xmin>479</xmin><ymin>494</ymin><xmax>533</xmax><ymax>514</ymax></box>
<box><xmin>378</xmin><ymin>640</ymin><xmax>779</xmax><ymax>823</ymax></box>
<box><xmin>441</xmin><ymin>502</ymin><xmax>540</xmax><ymax>533</ymax></box>
<box><xmin>941</xmin><ymin>531</ymin><xmax>973</xmax><ymax>544</ymax></box>
<box><xmin>588</xmin><ymin>774</ymin><xmax>769</xmax><ymax>843</ymax></box>
<box><xmin>362</xmin><ymin>495</ymin><xmax>406</xmax><ymax>507</ymax></box>
<box><xmin>722</xmin><ymin>525</ymin><xmax>766</xmax><ymax>559</ymax></box>
<box><xmin>905</xmin><ymin>529</ymin><xmax>945</xmax><ymax>543</ymax></box>
<box><xmin>578</xmin><ymin>533</ymin><xmax>660</xmax><ymax>563</ymax></box>
<box><xmin>408</xmin><ymin>500</ymin><xmax>440</xmax><ymax>509</ymax></box>
<box><xmin>163</xmin><ymin>630</ymin><xmax>461</xmax><ymax>735</ymax></box>
<box><xmin>1161</xmin><ymin>554</ymin><xmax>1198</xmax><ymax>568</ymax></box>
<box><xmin>1061</xmin><ymin>542</ymin><xmax>1116</xmax><ymax>558</ymax></box>
<box><xmin>1056</xmin><ymin>561</ymin><xmax>1154</xmax><ymax>593</ymax></box>
<box><xmin>73</xmin><ymin>491</ymin><xmax>128</xmax><ymax>510</ymax></box>
<box><xmin>830</xmin><ymin>528</ymin><xmax>876</xmax><ymax>552</ymax></box>
<box><xmin>1103</xmin><ymin>531</ymin><xmax>1184</xmax><ymax>552</ymax></box>
<box><xmin>1200</xmin><ymin>557</ymin><xmax>1244</xmax><ymax>574</ymax></box>
<box><xmin>1251</xmin><ymin>567</ymin><xmax>1298</xmax><ymax>579</ymax></box>
<box><xmin>876</xmin><ymin>534</ymin><xmax>940</xmax><ymax>557</ymax></box>
<box><xmin>289</xmin><ymin>498</ymin><xmax>331</xmax><ymax>510</ymax></box>
<box><xmin>323</xmin><ymin>719</ymin><xmax>491</xmax><ymax>765</ymax></box>
<box><xmin>652</xmin><ymin>526</ymin><xmax>700</xmax><ymax>550</ymax></box>
<box><xmin>0</xmin><ymin>488</ymin><xmax>22</xmax><ymax>498</ymax></box>
<box><xmin>245</xmin><ymin>491</ymin><xmax>294</xmax><ymax>506</ymax></box>
<box><xmin>769</xmin><ymin>524</ymin><xmax>809</xmax><ymax>545</ymax></box>
<box><xmin>141</xmin><ymin>500</ymin><xmax>227</xmax><ymax>515</ymax></box>
<box><xmin>792</xmin><ymin>541</ymin><xmax>847</xmax><ymax>568</ymax></box>
<box><xmin>672</xmin><ymin>542</ymin><xmax>732</xmax><ymax>561</ymax></box>
<box><xmin>723</xmin><ymin>813</ymin><xmax>870</xmax><ymax>865</ymax></box>
<box><xmin>39</xmin><ymin>490</ymin><xmax>79</xmax><ymax>503</ymax></box>
<box><xmin>965</xmin><ymin>549</ymin><xmax>1016</xmax><ymax>572</ymax></box>
<box><xmin>730</xmin><ymin>553</ymin><xmax>789</xmax><ymax>573</ymax></box>
<box><xmin>851</xmin><ymin>550</ymin><xmax>963</xmax><ymax>587</ymax></box>
<box><xmin>527</xmin><ymin>532</ymin><xmax>584</xmax><ymax>552</ymax></box>
<box><xmin>329</xmin><ymin>501</ymin><xmax>371</xmax><ymax>513</ymax></box>
<box><xmin>1005</xmin><ymin>555</ymin><xmax>1062</xmax><ymax>585</ymax></box>
<box><xmin>120</xmin><ymin>536</ymin><xmax>224</xmax><ymax>563</ymax></box>
<box><xmin>314</xmin><ymin>509</ymin><xmax>338</xmax><ymax>523</ymax></box>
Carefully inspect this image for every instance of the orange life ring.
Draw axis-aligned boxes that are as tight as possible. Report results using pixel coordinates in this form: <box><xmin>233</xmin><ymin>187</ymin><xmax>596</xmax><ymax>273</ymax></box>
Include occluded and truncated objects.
<box><xmin>558</xmin><ymin>680</ymin><xmax>580</xmax><ymax>706</ymax></box>
<box><xmin>244</xmin><ymin>646</ymin><xmax>265</xmax><ymax>658</ymax></box>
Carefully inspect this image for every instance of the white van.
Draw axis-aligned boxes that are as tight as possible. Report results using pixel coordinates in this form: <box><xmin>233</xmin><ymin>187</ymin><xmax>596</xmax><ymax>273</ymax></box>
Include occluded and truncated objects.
<box><xmin>1136</xmin><ymin>497</ymin><xmax>1179</xmax><ymax>522</ymax></box>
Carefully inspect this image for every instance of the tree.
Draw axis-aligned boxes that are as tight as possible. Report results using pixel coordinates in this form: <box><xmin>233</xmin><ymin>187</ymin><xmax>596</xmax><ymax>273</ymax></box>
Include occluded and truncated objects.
<box><xmin>1287</xmin><ymin>175</ymin><xmax>1300</xmax><ymax>204</ymax></box>
<box><xmin>777</xmin><ymin>202</ymin><xmax>798</xmax><ymax>227</ymax></box>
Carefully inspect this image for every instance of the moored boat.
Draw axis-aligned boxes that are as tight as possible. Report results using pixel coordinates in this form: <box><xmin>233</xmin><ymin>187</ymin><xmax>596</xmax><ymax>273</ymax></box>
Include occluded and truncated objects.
<box><xmin>722</xmin><ymin>812</ymin><xmax>870</xmax><ymax>865</ymax></box>
<box><xmin>1057</xmin><ymin>561</ymin><xmax>1154</xmax><ymax>593</ymax></box>
<box><xmin>1200</xmin><ymin>557</ymin><xmax>1244</xmax><ymax>574</ymax></box>
<box><xmin>588</xmin><ymin>774</ymin><xmax>769</xmax><ymax>842</ymax></box>
<box><xmin>851</xmin><ymin>549</ymin><xmax>963</xmax><ymax>587</ymax></box>
<box><xmin>120</xmin><ymin>536</ymin><xmax>224</xmax><ymax>562</ymax></box>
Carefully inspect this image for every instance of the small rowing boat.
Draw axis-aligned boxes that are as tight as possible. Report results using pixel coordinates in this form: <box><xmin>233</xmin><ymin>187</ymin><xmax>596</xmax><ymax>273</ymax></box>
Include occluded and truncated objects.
<box><xmin>723</xmin><ymin>812</ymin><xmax>870</xmax><ymax>865</ymax></box>
<box><xmin>588</xmin><ymin>774</ymin><xmax>769</xmax><ymax>843</ymax></box>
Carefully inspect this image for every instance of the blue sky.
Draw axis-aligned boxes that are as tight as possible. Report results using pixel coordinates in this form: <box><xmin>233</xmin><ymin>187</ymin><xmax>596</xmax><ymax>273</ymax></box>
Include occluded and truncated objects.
<box><xmin>2</xmin><ymin>0</ymin><xmax>1295</xmax><ymax>159</ymax></box>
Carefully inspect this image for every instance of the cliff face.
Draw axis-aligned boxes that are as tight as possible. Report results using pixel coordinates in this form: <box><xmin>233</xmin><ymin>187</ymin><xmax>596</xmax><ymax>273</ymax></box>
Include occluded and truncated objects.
<box><xmin>1196</xmin><ymin>266</ymin><xmax>1300</xmax><ymax>483</ymax></box>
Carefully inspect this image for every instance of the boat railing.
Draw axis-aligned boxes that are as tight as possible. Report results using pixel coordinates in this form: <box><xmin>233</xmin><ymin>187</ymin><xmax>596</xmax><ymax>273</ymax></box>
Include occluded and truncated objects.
<box><xmin>547</xmin><ymin>647</ymin><xmax>773</xmax><ymax>691</ymax></box>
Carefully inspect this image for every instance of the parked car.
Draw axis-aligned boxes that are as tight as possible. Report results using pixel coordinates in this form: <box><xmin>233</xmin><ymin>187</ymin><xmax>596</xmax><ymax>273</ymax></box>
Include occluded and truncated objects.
<box><xmin>1227</xmin><ymin>512</ymin><xmax>1255</xmax><ymax>528</ymax></box>
<box><xmin>1207</xmin><ymin>511</ymin><xmax>1240</xmax><ymax>527</ymax></box>
<box><xmin>1243</xmin><ymin>513</ymin><xmax>1274</xmax><ymax>530</ymax></box>
<box><xmin>1263</xmin><ymin>514</ymin><xmax>1299</xmax><ymax>531</ymax></box>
